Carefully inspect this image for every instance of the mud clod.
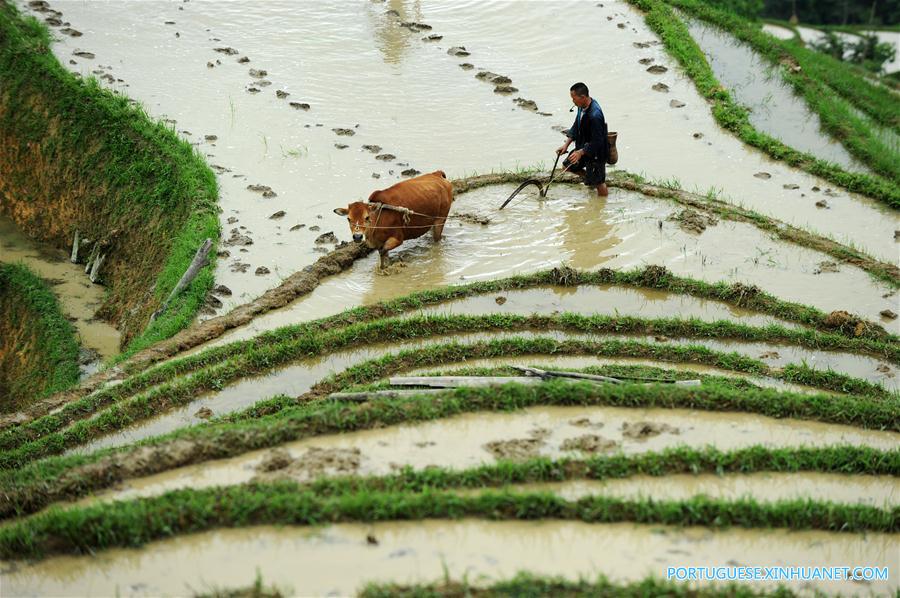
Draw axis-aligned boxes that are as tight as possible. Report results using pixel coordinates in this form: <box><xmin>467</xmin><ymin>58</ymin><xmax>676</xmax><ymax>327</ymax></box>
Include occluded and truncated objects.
<box><xmin>453</xmin><ymin>212</ymin><xmax>491</xmax><ymax>225</ymax></box>
<box><xmin>550</xmin><ymin>265</ymin><xmax>579</xmax><ymax>286</ymax></box>
<box><xmin>194</xmin><ymin>406</ymin><xmax>213</xmax><ymax>419</ymax></box>
<box><xmin>569</xmin><ymin>417</ymin><xmax>603</xmax><ymax>428</ymax></box>
<box><xmin>289</xmin><ymin>102</ymin><xmax>311</xmax><ymax>110</ymax></box>
<box><xmin>214</xmin><ymin>47</ymin><xmax>239</xmax><ymax>55</ymax></box>
<box><xmin>362</xmin><ymin>144</ymin><xmax>382</xmax><ymax>153</ymax></box>
<box><xmin>880</xmin><ymin>310</ymin><xmax>897</xmax><ymax>320</ymax></box>
<box><xmin>495</xmin><ymin>296</ymin><xmax>507</xmax><ymax>305</ymax></box>
<box><xmin>493</xmin><ymin>85</ymin><xmax>518</xmax><ymax>94</ymax></box>
<box><xmin>256</xmin><ymin>448</ymin><xmax>294</xmax><ymax>472</ymax></box>
<box><xmin>459</xmin><ymin>63</ymin><xmax>474</xmax><ymax>70</ymax></box>
<box><xmin>375</xmin><ymin>153</ymin><xmax>396</xmax><ymax>161</ymax></box>
<box><xmin>646</xmin><ymin>65</ymin><xmax>667</xmax><ymax>74</ymax></box>
<box><xmin>269</xmin><ymin>211</ymin><xmax>286</xmax><ymax>220</ymax></box>
<box><xmin>257</xmin><ymin>447</ymin><xmax>361</xmax><ymax>481</ymax></box>
<box><xmin>639</xmin><ymin>58</ymin><xmax>654</xmax><ymax>65</ymax></box>
<box><xmin>814</xmin><ymin>261</ymin><xmax>840</xmax><ymax>274</ymax></box>
<box><xmin>401</xmin><ymin>168</ymin><xmax>421</xmax><ymax>177</ymax></box>
<box><xmin>247</xmin><ymin>184</ymin><xmax>276</xmax><ymax>198</ymax></box>
<box><xmin>332</xmin><ymin>128</ymin><xmax>355</xmax><ymax>136</ymax></box>
<box><xmin>255</xmin><ymin>266</ymin><xmax>270</xmax><ymax>276</ymax></box>
<box><xmin>448</xmin><ymin>46</ymin><xmax>470</xmax><ymax>56</ymax></box>
<box><xmin>224</xmin><ymin>231</ymin><xmax>253</xmax><ymax>246</ymax></box>
<box><xmin>621</xmin><ymin>421</ymin><xmax>679</xmax><ymax>439</ymax></box>
<box><xmin>668</xmin><ymin>208</ymin><xmax>718</xmax><ymax>234</ymax></box>
<box><xmin>754</xmin><ymin>172</ymin><xmax>772</xmax><ymax>180</ymax></box>
<box><xmin>669</xmin><ymin>99</ymin><xmax>686</xmax><ymax>108</ymax></box>
<box><xmin>652</xmin><ymin>82</ymin><xmax>669</xmax><ymax>92</ymax></box>
<box><xmin>483</xmin><ymin>438</ymin><xmax>544</xmax><ymax>461</ymax></box>
<box><xmin>759</xmin><ymin>351</ymin><xmax>780</xmax><ymax>359</ymax></box>
<box><xmin>561</xmin><ymin>434</ymin><xmax>618</xmax><ymax>453</ymax></box>
<box><xmin>638</xmin><ymin>265</ymin><xmax>669</xmax><ymax>286</ymax></box>
<box><xmin>315</xmin><ymin>232</ymin><xmax>338</xmax><ymax>244</ymax></box>
<box><xmin>513</xmin><ymin>97</ymin><xmax>538</xmax><ymax>111</ymax></box>
<box><xmin>212</xmin><ymin>284</ymin><xmax>232</xmax><ymax>296</ymax></box>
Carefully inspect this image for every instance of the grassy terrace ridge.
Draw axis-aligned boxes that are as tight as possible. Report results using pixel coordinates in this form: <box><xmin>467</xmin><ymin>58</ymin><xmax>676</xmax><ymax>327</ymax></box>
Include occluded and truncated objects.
<box><xmin>359</xmin><ymin>573</ymin><xmax>795</xmax><ymax>598</ymax></box>
<box><xmin>2</xmin><ymin>311</ymin><xmax>896</xmax><ymax>464</ymax></box>
<box><xmin>1</xmin><ymin>484</ymin><xmax>897</xmax><ymax>559</ymax></box>
<box><xmin>0</xmin><ymin>2</ymin><xmax>220</xmax><ymax>356</ymax></box>
<box><xmin>666</xmin><ymin>0</ymin><xmax>900</xmax><ymax>159</ymax></box>
<box><xmin>0</xmin><ymin>263</ymin><xmax>79</xmax><ymax>410</ymax></box>
<box><xmin>625</xmin><ymin>0</ymin><xmax>900</xmax><ymax>207</ymax></box>
<box><xmin>6</xmin><ymin>261</ymin><xmax>895</xmax><ymax>453</ymax></box>
<box><xmin>2</xmin><ymin>379</ymin><xmax>897</xmax><ymax>519</ymax></box>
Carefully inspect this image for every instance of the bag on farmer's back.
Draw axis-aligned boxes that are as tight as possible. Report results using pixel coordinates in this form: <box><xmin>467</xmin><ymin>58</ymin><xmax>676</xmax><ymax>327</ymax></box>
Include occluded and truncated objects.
<box><xmin>607</xmin><ymin>131</ymin><xmax>618</xmax><ymax>165</ymax></box>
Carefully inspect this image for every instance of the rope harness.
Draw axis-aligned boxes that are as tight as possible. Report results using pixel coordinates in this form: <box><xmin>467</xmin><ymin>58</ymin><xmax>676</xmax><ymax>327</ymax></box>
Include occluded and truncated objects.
<box><xmin>363</xmin><ymin>201</ymin><xmax>446</xmax><ymax>231</ymax></box>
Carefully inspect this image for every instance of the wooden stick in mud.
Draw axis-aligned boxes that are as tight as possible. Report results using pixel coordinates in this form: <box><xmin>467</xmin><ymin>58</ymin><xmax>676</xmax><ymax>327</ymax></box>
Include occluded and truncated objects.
<box><xmin>89</xmin><ymin>253</ymin><xmax>105</xmax><ymax>284</ymax></box>
<box><xmin>389</xmin><ymin>376</ymin><xmax>544</xmax><ymax>388</ymax></box>
<box><xmin>150</xmin><ymin>238</ymin><xmax>213</xmax><ymax>323</ymax></box>
<box><xmin>70</xmin><ymin>230</ymin><xmax>80</xmax><ymax>263</ymax></box>
<box><xmin>512</xmin><ymin>365</ymin><xmax>623</xmax><ymax>384</ymax></box>
<box><xmin>84</xmin><ymin>243</ymin><xmax>99</xmax><ymax>274</ymax></box>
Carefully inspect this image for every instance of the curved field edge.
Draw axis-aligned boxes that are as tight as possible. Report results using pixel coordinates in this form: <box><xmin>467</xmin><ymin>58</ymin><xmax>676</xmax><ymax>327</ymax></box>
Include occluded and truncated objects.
<box><xmin>2</xmin><ymin>378</ymin><xmax>897</xmax><ymax>519</ymax></box>
<box><xmin>2</xmin><ymin>314</ymin><xmax>896</xmax><ymax>466</ymax></box>
<box><xmin>13</xmin><ymin>172</ymin><xmax>897</xmax><ymax>432</ymax></box>
<box><xmin>5</xmin><ymin>257</ymin><xmax>893</xmax><ymax>435</ymax></box>
<box><xmin>0</xmin><ymin>2</ymin><xmax>220</xmax><ymax>357</ymax></box>
<box><xmin>1</xmin><ymin>483</ymin><xmax>897</xmax><ymax>560</ymax></box>
<box><xmin>0</xmin><ymin>263</ymin><xmax>79</xmax><ymax>410</ymax></box>
<box><xmin>626</xmin><ymin>0</ymin><xmax>900</xmax><ymax>207</ymax></box>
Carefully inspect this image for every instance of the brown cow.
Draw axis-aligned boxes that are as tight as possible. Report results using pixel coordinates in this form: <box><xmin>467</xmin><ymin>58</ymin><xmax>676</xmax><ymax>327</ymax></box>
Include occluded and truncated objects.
<box><xmin>334</xmin><ymin>170</ymin><xmax>453</xmax><ymax>269</ymax></box>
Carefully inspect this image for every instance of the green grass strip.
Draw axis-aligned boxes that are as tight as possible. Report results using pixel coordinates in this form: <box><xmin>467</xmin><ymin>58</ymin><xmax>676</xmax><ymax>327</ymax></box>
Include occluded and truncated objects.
<box><xmin>6</xmin><ymin>303</ymin><xmax>893</xmax><ymax>456</ymax></box>
<box><xmin>1</xmin><ymin>484</ymin><xmax>895</xmax><ymax>560</ymax></box>
<box><xmin>302</xmin><ymin>445</ymin><xmax>900</xmax><ymax>497</ymax></box>
<box><xmin>0</xmin><ymin>3</ymin><xmax>220</xmax><ymax>355</ymax></box>
<box><xmin>3</xmin><ymin>378</ymin><xmax>896</xmax><ymax>519</ymax></box>
<box><xmin>3</xmin><ymin>313</ymin><xmax>894</xmax><ymax>467</ymax></box>
<box><xmin>0</xmin><ymin>263</ymin><xmax>80</xmax><ymax>410</ymax></box>
<box><xmin>359</xmin><ymin>572</ymin><xmax>793</xmax><ymax>598</ymax></box>
<box><xmin>627</xmin><ymin>0</ymin><xmax>899</xmax><ymax>206</ymax></box>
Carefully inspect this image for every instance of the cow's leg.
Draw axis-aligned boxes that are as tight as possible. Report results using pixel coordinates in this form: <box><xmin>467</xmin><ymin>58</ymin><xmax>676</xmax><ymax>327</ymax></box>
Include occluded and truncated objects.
<box><xmin>432</xmin><ymin>217</ymin><xmax>446</xmax><ymax>242</ymax></box>
<box><xmin>378</xmin><ymin>237</ymin><xmax>402</xmax><ymax>269</ymax></box>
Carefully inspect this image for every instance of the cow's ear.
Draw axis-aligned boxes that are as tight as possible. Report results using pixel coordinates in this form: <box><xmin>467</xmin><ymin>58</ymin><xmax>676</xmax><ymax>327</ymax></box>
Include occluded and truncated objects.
<box><xmin>333</xmin><ymin>207</ymin><xmax>349</xmax><ymax>216</ymax></box>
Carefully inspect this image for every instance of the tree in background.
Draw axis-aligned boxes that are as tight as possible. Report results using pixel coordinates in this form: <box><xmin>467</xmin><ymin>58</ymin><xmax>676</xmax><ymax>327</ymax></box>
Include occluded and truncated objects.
<box><xmin>702</xmin><ymin>0</ymin><xmax>765</xmax><ymax>18</ymax></box>
<box><xmin>810</xmin><ymin>31</ymin><xmax>896</xmax><ymax>71</ymax></box>
<box><xmin>761</xmin><ymin>0</ymin><xmax>900</xmax><ymax>26</ymax></box>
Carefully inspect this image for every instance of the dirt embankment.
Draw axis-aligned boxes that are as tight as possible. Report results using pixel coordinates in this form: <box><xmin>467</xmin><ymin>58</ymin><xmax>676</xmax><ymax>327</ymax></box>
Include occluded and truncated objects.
<box><xmin>0</xmin><ymin>264</ymin><xmax>79</xmax><ymax>411</ymax></box>
<box><xmin>0</xmin><ymin>2</ymin><xmax>219</xmax><ymax>353</ymax></box>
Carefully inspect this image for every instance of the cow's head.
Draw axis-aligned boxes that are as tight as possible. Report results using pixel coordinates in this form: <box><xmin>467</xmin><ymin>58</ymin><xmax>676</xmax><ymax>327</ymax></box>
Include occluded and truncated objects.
<box><xmin>334</xmin><ymin>202</ymin><xmax>371</xmax><ymax>244</ymax></box>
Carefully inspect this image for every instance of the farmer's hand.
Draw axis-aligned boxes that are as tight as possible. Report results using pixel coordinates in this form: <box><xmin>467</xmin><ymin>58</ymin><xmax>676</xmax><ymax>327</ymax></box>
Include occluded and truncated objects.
<box><xmin>556</xmin><ymin>143</ymin><xmax>570</xmax><ymax>156</ymax></box>
<box><xmin>568</xmin><ymin>149</ymin><xmax>584</xmax><ymax>163</ymax></box>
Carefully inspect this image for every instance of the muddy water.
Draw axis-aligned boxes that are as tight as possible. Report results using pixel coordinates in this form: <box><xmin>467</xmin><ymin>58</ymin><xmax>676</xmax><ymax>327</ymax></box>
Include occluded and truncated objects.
<box><xmin>0</xmin><ymin>215</ymin><xmax>120</xmax><ymax>365</ymax></box>
<box><xmin>5</xmin><ymin>520</ymin><xmax>897</xmax><ymax>597</ymax></box>
<box><xmin>21</xmin><ymin>0</ymin><xmax>898</xmax><ymax>324</ymax></box>
<box><xmin>81</xmin><ymin>405</ymin><xmax>900</xmax><ymax>508</ymax></box>
<box><xmin>73</xmin><ymin>328</ymin><xmax>896</xmax><ymax>454</ymax></box>
<box><xmin>685</xmin><ymin>18</ymin><xmax>869</xmax><ymax>172</ymax></box>
<box><xmin>762</xmin><ymin>23</ymin><xmax>795</xmax><ymax>41</ymax></box>
<box><xmin>195</xmin><ymin>184</ymin><xmax>897</xmax><ymax>353</ymax></box>
<box><xmin>465</xmin><ymin>473</ymin><xmax>900</xmax><ymax>508</ymax></box>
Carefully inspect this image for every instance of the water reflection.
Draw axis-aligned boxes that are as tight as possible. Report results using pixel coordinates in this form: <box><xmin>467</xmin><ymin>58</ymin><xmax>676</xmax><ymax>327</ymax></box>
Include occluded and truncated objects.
<box><xmin>368</xmin><ymin>0</ymin><xmax>423</xmax><ymax>65</ymax></box>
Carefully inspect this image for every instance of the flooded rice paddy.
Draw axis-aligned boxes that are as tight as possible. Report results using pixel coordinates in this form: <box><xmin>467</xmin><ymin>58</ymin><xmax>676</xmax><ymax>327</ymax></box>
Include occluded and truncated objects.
<box><xmin>15</xmin><ymin>0</ymin><xmax>898</xmax><ymax>324</ymax></box>
<box><xmin>5</xmin><ymin>0</ymin><xmax>900</xmax><ymax>594</ymax></box>
<box><xmin>80</xmin><ymin>405</ymin><xmax>900</xmax><ymax>506</ymax></box>
<box><xmin>0</xmin><ymin>214</ymin><xmax>120</xmax><ymax>367</ymax></box>
<box><xmin>685</xmin><ymin>17</ymin><xmax>869</xmax><ymax>172</ymax></box>
<box><xmin>4</xmin><ymin>520</ymin><xmax>897</xmax><ymax>596</ymax></box>
<box><xmin>73</xmin><ymin>328</ymin><xmax>895</xmax><ymax>454</ymax></box>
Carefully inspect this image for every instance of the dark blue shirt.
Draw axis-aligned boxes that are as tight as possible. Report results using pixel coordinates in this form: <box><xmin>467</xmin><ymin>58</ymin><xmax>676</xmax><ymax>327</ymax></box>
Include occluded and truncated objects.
<box><xmin>568</xmin><ymin>98</ymin><xmax>608</xmax><ymax>162</ymax></box>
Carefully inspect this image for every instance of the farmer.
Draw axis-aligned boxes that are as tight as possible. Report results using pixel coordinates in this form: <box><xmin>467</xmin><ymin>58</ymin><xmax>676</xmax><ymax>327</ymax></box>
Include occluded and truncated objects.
<box><xmin>556</xmin><ymin>82</ymin><xmax>609</xmax><ymax>197</ymax></box>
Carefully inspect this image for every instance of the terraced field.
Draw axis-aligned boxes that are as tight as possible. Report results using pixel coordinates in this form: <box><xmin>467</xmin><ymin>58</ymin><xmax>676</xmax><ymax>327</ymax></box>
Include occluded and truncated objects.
<box><xmin>2</xmin><ymin>0</ymin><xmax>899</xmax><ymax>595</ymax></box>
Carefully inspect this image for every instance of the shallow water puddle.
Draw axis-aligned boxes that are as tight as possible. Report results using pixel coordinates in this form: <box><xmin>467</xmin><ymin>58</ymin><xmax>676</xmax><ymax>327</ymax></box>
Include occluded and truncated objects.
<box><xmin>73</xmin><ymin>328</ymin><xmax>895</xmax><ymax>454</ymax></box>
<box><xmin>80</xmin><ymin>405</ymin><xmax>899</xmax><ymax>508</ymax></box>
<box><xmin>762</xmin><ymin>23</ymin><xmax>795</xmax><ymax>41</ymax></box>
<box><xmin>460</xmin><ymin>473</ymin><xmax>900</xmax><ymax>508</ymax></box>
<box><xmin>20</xmin><ymin>0</ymin><xmax>898</xmax><ymax>324</ymax></box>
<box><xmin>5</xmin><ymin>520</ymin><xmax>896</xmax><ymax>596</ymax></box>
<box><xmin>193</xmin><ymin>183</ymin><xmax>896</xmax><ymax>352</ymax></box>
<box><xmin>0</xmin><ymin>214</ymin><xmax>120</xmax><ymax>365</ymax></box>
<box><xmin>685</xmin><ymin>18</ymin><xmax>868</xmax><ymax>172</ymax></box>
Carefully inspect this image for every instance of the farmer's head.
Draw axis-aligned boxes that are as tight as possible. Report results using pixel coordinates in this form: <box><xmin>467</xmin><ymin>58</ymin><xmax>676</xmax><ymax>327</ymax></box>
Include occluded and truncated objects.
<box><xmin>569</xmin><ymin>82</ymin><xmax>591</xmax><ymax>109</ymax></box>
